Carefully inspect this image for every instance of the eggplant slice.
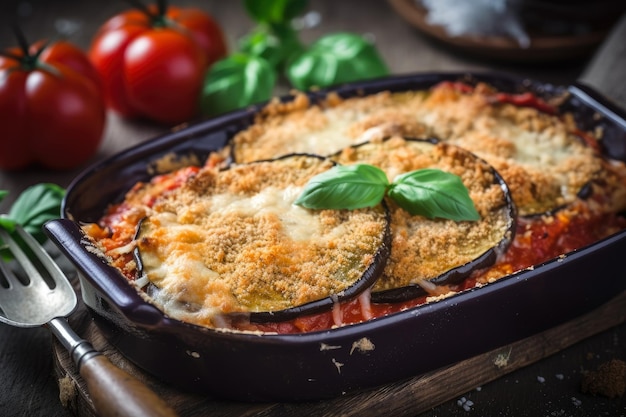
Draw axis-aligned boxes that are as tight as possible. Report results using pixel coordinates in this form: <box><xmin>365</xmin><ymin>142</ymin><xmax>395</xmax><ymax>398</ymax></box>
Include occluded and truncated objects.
<box><xmin>135</xmin><ymin>154</ymin><xmax>391</xmax><ymax>325</ymax></box>
<box><xmin>332</xmin><ymin>137</ymin><xmax>516</xmax><ymax>302</ymax></box>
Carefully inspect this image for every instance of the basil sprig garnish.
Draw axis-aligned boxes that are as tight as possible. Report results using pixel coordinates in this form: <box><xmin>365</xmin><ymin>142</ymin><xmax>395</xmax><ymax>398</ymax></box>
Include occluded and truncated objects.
<box><xmin>0</xmin><ymin>183</ymin><xmax>65</xmax><ymax>259</ymax></box>
<box><xmin>0</xmin><ymin>183</ymin><xmax>65</xmax><ymax>242</ymax></box>
<box><xmin>286</xmin><ymin>32</ymin><xmax>388</xmax><ymax>91</ymax></box>
<box><xmin>294</xmin><ymin>164</ymin><xmax>388</xmax><ymax>210</ymax></box>
<box><xmin>295</xmin><ymin>164</ymin><xmax>480</xmax><ymax>221</ymax></box>
<box><xmin>200</xmin><ymin>0</ymin><xmax>388</xmax><ymax>117</ymax></box>
<box><xmin>201</xmin><ymin>53</ymin><xmax>276</xmax><ymax>117</ymax></box>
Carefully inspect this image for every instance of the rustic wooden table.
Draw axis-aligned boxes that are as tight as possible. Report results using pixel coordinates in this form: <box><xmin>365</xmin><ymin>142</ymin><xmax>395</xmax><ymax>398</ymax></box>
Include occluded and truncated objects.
<box><xmin>1</xmin><ymin>1</ymin><xmax>625</xmax><ymax>416</ymax></box>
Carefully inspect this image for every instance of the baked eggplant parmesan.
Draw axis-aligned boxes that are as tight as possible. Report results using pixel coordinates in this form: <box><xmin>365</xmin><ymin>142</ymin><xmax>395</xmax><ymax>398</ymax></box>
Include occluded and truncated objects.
<box><xmin>82</xmin><ymin>80</ymin><xmax>626</xmax><ymax>334</ymax></box>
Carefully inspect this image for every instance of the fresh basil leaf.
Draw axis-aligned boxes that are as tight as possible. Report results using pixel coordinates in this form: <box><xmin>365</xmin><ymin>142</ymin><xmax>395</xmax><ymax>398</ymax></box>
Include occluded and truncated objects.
<box><xmin>239</xmin><ymin>23</ymin><xmax>303</xmax><ymax>69</ymax></box>
<box><xmin>244</xmin><ymin>0</ymin><xmax>308</xmax><ymax>24</ymax></box>
<box><xmin>2</xmin><ymin>183</ymin><xmax>65</xmax><ymax>241</ymax></box>
<box><xmin>286</xmin><ymin>32</ymin><xmax>388</xmax><ymax>91</ymax></box>
<box><xmin>388</xmin><ymin>169</ymin><xmax>480</xmax><ymax>221</ymax></box>
<box><xmin>200</xmin><ymin>53</ymin><xmax>277</xmax><ymax>117</ymax></box>
<box><xmin>0</xmin><ymin>217</ymin><xmax>16</xmax><ymax>232</ymax></box>
<box><xmin>294</xmin><ymin>164</ymin><xmax>389</xmax><ymax>210</ymax></box>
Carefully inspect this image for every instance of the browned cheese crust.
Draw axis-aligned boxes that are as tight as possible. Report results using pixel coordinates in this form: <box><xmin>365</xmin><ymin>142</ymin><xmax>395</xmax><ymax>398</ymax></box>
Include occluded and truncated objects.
<box><xmin>136</xmin><ymin>156</ymin><xmax>388</xmax><ymax>325</ymax></box>
<box><xmin>233</xmin><ymin>84</ymin><xmax>605</xmax><ymax>216</ymax></box>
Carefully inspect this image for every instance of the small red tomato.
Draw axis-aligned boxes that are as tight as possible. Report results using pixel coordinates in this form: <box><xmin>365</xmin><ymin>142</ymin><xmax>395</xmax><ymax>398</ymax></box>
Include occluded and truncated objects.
<box><xmin>0</xmin><ymin>39</ymin><xmax>106</xmax><ymax>171</ymax></box>
<box><xmin>89</xmin><ymin>3</ymin><xmax>227</xmax><ymax>125</ymax></box>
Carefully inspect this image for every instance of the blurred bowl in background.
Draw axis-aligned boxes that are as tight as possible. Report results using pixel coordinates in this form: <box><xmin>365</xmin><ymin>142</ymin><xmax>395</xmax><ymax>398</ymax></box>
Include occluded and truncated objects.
<box><xmin>388</xmin><ymin>0</ymin><xmax>626</xmax><ymax>62</ymax></box>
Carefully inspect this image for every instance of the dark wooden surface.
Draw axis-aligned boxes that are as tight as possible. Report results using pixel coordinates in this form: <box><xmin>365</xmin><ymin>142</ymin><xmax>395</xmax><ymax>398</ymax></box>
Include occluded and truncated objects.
<box><xmin>1</xmin><ymin>1</ymin><xmax>626</xmax><ymax>416</ymax></box>
<box><xmin>53</xmin><ymin>290</ymin><xmax>626</xmax><ymax>417</ymax></box>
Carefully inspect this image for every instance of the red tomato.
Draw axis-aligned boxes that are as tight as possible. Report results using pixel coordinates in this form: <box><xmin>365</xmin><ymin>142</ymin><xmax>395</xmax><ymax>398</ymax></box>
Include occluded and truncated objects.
<box><xmin>0</xmin><ymin>40</ymin><xmax>106</xmax><ymax>171</ymax></box>
<box><xmin>89</xmin><ymin>4</ymin><xmax>227</xmax><ymax>125</ymax></box>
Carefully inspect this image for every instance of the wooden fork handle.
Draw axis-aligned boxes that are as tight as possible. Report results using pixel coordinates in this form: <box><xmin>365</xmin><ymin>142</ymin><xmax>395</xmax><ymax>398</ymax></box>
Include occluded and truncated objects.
<box><xmin>79</xmin><ymin>352</ymin><xmax>179</xmax><ymax>417</ymax></box>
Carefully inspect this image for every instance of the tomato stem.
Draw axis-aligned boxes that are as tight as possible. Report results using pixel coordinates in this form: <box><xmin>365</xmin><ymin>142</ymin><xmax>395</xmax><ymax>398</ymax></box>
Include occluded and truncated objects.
<box><xmin>6</xmin><ymin>24</ymin><xmax>43</xmax><ymax>70</ymax></box>
<box><xmin>124</xmin><ymin>0</ymin><xmax>170</xmax><ymax>27</ymax></box>
<box><xmin>157</xmin><ymin>0</ymin><xmax>167</xmax><ymax>18</ymax></box>
<box><xmin>12</xmin><ymin>24</ymin><xmax>30</xmax><ymax>57</ymax></box>
<box><xmin>2</xmin><ymin>24</ymin><xmax>60</xmax><ymax>71</ymax></box>
<box><xmin>30</xmin><ymin>40</ymin><xmax>52</xmax><ymax>62</ymax></box>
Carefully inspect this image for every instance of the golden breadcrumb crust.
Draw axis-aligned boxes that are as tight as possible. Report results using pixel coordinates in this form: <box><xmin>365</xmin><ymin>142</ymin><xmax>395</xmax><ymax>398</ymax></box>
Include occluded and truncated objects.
<box><xmin>233</xmin><ymin>84</ymin><xmax>602</xmax><ymax>216</ymax></box>
<box><xmin>333</xmin><ymin>137</ymin><xmax>511</xmax><ymax>290</ymax></box>
<box><xmin>136</xmin><ymin>156</ymin><xmax>388</xmax><ymax>323</ymax></box>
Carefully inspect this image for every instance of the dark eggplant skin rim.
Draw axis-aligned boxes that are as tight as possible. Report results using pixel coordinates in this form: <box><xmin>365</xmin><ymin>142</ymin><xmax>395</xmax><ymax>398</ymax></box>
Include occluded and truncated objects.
<box><xmin>134</xmin><ymin>153</ymin><xmax>392</xmax><ymax>323</ymax></box>
<box><xmin>520</xmin><ymin>179</ymin><xmax>596</xmax><ymax>220</ymax></box>
<box><xmin>328</xmin><ymin>137</ymin><xmax>518</xmax><ymax>304</ymax></box>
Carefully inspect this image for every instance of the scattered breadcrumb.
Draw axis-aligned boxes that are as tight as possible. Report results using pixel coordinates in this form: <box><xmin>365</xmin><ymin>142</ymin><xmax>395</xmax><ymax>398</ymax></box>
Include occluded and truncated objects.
<box><xmin>494</xmin><ymin>347</ymin><xmax>512</xmax><ymax>368</ymax></box>
<box><xmin>350</xmin><ymin>337</ymin><xmax>375</xmax><ymax>354</ymax></box>
<box><xmin>58</xmin><ymin>374</ymin><xmax>76</xmax><ymax>408</ymax></box>
<box><xmin>332</xmin><ymin>358</ymin><xmax>344</xmax><ymax>374</ymax></box>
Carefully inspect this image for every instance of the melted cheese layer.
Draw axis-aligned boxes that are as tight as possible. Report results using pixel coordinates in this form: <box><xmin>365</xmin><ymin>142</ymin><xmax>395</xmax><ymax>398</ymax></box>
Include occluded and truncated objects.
<box><xmin>233</xmin><ymin>85</ymin><xmax>602</xmax><ymax>216</ymax></box>
<box><xmin>333</xmin><ymin>137</ymin><xmax>512</xmax><ymax>290</ymax></box>
<box><xmin>207</xmin><ymin>185</ymin><xmax>320</xmax><ymax>241</ymax></box>
<box><xmin>136</xmin><ymin>156</ymin><xmax>388</xmax><ymax>325</ymax></box>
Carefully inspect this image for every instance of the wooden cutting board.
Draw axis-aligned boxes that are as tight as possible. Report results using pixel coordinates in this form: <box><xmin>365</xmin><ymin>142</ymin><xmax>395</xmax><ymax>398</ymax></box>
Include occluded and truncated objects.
<box><xmin>52</xmin><ymin>290</ymin><xmax>626</xmax><ymax>417</ymax></box>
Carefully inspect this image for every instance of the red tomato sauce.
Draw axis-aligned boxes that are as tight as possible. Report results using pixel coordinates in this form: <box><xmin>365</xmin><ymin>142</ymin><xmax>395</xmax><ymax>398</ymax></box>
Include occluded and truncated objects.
<box><xmin>433</xmin><ymin>80</ymin><xmax>558</xmax><ymax>114</ymax></box>
<box><xmin>241</xmin><ymin>208</ymin><xmax>626</xmax><ymax>334</ymax></box>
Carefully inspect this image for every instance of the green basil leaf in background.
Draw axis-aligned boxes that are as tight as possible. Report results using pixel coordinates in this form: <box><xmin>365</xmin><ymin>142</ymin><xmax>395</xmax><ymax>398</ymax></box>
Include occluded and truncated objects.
<box><xmin>244</xmin><ymin>0</ymin><xmax>309</xmax><ymax>24</ymax></box>
<box><xmin>0</xmin><ymin>189</ymin><xmax>13</xmax><ymax>232</ymax></box>
<box><xmin>387</xmin><ymin>169</ymin><xmax>480</xmax><ymax>221</ymax></box>
<box><xmin>0</xmin><ymin>183</ymin><xmax>65</xmax><ymax>242</ymax></box>
<box><xmin>286</xmin><ymin>32</ymin><xmax>388</xmax><ymax>91</ymax></box>
<box><xmin>239</xmin><ymin>23</ymin><xmax>304</xmax><ymax>69</ymax></box>
<box><xmin>294</xmin><ymin>164</ymin><xmax>389</xmax><ymax>210</ymax></box>
<box><xmin>200</xmin><ymin>53</ymin><xmax>276</xmax><ymax>117</ymax></box>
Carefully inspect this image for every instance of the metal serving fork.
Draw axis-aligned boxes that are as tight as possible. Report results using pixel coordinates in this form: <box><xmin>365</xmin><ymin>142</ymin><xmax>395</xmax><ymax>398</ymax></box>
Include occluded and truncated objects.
<box><xmin>0</xmin><ymin>226</ymin><xmax>178</xmax><ymax>417</ymax></box>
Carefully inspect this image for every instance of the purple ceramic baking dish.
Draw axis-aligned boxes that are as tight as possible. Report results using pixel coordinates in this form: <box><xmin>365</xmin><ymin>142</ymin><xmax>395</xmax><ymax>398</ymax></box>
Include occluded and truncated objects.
<box><xmin>44</xmin><ymin>72</ymin><xmax>626</xmax><ymax>402</ymax></box>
